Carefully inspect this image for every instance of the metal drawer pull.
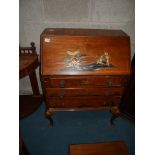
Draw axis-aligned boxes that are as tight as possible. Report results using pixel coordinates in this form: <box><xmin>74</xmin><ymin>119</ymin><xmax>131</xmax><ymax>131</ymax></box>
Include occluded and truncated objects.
<box><xmin>108</xmin><ymin>80</ymin><xmax>113</xmax><ymax>86</ymax></box>
<box><xmin>59</xmin><ymin>92</ymin><xmax>65</xmax><ymax>99</ymax></box>
<box><xmin>60</xmin><ymin>80</ymin><xmax>65</xmax><ymax>88</ymax></box>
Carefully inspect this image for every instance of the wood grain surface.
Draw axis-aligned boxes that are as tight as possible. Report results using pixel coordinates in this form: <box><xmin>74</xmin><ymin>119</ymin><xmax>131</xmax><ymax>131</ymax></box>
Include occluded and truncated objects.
<box><xmin>69</xmin><ymin>141</ymin><xmax>130</xmax><ymax>155</ymax></box>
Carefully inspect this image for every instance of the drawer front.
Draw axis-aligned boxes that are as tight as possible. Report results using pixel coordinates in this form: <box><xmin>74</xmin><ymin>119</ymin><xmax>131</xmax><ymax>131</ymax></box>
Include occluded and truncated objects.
<box><xmin>45</xmin><ymin>88</ymin><xmax>124</xmax><ymax>98</ymax></box>
<box><xmin>42</xmin><ymin>76</ymin><xmax>128</xmax><ymax>88</ymax></box>
<box><xmin>47</xmin><ymin>96</ymin><xmax>121</xmax><ymax>108</ymax></box>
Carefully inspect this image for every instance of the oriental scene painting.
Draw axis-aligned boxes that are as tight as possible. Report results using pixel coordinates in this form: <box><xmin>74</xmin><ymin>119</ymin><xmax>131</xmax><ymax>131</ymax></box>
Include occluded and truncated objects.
<box><xmin>58</xmin><ymin>50</ymin><xmax>115</xmax><ymax>72</ymax></box>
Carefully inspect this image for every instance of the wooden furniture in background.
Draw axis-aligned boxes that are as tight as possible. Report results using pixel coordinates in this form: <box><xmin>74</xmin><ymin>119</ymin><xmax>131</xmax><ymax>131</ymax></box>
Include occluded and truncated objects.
<box><xmin>19</xmin><ymin>42</ymin><xmax>42</xmax><ymax>119</ymax></box>
<box><xmin>40</xmin><ymin>28</ymin><xmax>131</xmax><ymax>127</ymax></box>
<box><xmin>19</xmin><ymin>42</ymin><xmax>42</xmax><ymax>154</ymax></box>
<box><xmin>120</xmin><ymin>55</ymin><xmax>135</xmax><ymax>121</ymax></box>
<box><xmin>69</xmin><ymin>141</ymin><xmax>130</xmax><ymax>155</ymax></box>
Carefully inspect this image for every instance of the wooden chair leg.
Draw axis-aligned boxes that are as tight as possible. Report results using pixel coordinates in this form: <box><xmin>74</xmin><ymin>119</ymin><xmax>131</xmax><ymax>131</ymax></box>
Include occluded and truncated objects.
<box><xmin>29</xmin><ymin>71</ymin><xmax>40</xmax><ymax>96</ymax></box>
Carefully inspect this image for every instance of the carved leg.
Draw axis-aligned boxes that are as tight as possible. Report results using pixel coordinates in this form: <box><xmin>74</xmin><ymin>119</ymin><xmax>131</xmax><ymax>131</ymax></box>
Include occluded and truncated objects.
<box><xmin>110</xmin><ymin>107</ymin><xmax>120</xmax><ymax>126</ymax></box>
<box><xmin>45</xmin><ymin>108</ymin><xmax>54</xmax><ymax>128</ymax></box>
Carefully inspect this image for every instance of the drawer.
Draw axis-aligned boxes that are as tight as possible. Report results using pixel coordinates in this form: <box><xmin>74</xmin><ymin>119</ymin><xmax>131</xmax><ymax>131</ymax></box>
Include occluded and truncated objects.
<box><xmin>42</xmin><ymin>76</ymin><xmax>128</xmax><ymax>88</ymax></box>
<box><xmin>45</xmin><ymin>88</ymin><xmax>124</xmax><ymax>98</ymax></box>
<box><xmin>47</xmin><ymin>96</ymin><xmax>121</xmax><ymax>108</ymax></box>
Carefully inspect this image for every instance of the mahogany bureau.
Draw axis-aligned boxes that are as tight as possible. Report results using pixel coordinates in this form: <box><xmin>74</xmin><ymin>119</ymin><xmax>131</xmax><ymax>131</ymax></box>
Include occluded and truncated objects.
<box><xmin>40</xmin><ymin>28</ymin><xmax>131</xmax><ymax>127</ymax></box>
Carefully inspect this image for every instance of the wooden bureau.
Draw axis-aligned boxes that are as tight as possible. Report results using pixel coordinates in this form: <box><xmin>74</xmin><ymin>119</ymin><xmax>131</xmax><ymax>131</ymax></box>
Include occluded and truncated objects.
<box><xmin>40</xmin><ymin>28</ymin><xmax>131</xmax><ymax>127</ymax></box>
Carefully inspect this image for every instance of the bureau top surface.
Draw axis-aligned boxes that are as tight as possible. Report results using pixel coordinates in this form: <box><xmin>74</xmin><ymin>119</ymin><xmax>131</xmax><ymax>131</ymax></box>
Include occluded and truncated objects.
<box><xmin>41</xmin><ymin>28</ymin><xmax>131</xmax><ymax>76</ymax></box>
<box><xmin>41</xmin><ymin>28</ymin><xmax>129</xmax><ymax>37</ymax></box>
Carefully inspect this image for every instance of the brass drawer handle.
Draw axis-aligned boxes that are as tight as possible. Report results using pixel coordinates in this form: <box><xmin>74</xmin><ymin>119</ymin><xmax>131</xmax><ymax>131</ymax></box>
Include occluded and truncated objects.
<box><xmin>60</xmin><ymin>80</ymin><xmax>65</xmax><ymax>88</ymax></box>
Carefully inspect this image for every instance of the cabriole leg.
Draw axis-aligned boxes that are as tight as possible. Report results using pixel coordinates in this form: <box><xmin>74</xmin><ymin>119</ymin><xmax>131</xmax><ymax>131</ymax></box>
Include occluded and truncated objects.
<box><xmin>110</xmin><ymin>107</ymin><xmax>120</xmax><ymax>126</ymax></box>
<box><xmin>45</xmin><ymin>108</ymin><xmax>54</xmax><ymax>128</ymax></box>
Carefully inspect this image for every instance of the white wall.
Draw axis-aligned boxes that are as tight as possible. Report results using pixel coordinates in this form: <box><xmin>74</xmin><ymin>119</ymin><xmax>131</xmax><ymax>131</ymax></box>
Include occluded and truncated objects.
<box><xmin>19</xmin><ymin>0</ymin><xmax>135</xmax><ymax>94</ymax></box>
